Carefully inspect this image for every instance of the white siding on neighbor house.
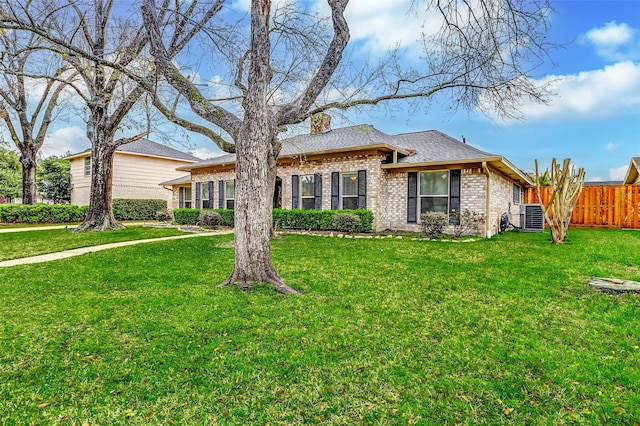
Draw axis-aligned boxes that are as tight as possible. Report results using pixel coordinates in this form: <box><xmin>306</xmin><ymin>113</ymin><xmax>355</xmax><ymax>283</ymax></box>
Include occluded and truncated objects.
<box><xmin>69</xmin><ymin>156</ymin><xmax>91</xmax><ymax>206</ymax></box>
<box><xmin>70</xmin><ymin>152</ymin><xmax>194</xmax><ymax>206</ymax></box>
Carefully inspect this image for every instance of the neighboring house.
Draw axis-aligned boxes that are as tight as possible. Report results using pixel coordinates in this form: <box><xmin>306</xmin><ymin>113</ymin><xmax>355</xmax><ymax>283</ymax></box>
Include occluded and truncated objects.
<box><xmin>67</xmin><ymin>138</ymin><xmax>200</xmax><ymax>206</ymax></box>
<box><xmin>623</xmin><ymin>157</ymin><xmax>640</xmax><ymax>185</ymax></box>
<box><xmin>162</xmin><ymin>117</ymin><xmax>532</xmax><ymax>236</ymax></box>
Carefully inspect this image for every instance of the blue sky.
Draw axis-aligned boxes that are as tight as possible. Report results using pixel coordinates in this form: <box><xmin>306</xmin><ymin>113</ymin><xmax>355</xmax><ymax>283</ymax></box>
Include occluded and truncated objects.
<box><xmin>40</xmin><ymin>0</ymin><xmax>640</xmax><ymax>182</ymax></box>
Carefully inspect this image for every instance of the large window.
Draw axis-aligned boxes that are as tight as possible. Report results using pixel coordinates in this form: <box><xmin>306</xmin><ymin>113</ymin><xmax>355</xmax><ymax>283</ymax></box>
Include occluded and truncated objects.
<box><xmin>225</xmin><ymin>181</ymin><xmax>235</xmax><ymax>209</ymax></box>
<box><xmin>300</xmin><ymin>175</ymin><xmax>315</xmax><ymax>209</ymax></box>
<box><xmin>84</xmin><ymin>157</ymin><xmax>91</xmax><ymax>177</ymax></box>
<box><xmin>419</xmin><ymin>171</ymin><xmax>449</xmax><ymax>214</ymax></box>
<box><xmin>184</xmin><ymin>186</ymin><xmax>192</xmax><ymax>208</ymax></box>
<box><xmin>341</xmin><ymin>172</ymin><xmax>358</xmax><ymax>209</ymax></box>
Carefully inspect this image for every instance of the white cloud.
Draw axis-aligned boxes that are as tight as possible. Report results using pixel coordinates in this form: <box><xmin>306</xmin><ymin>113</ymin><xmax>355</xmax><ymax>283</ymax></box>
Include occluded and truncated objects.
<box><xmin>604</xmin><ymin>142</ymin><xmax>619</xmax><ymax>152</ymax></box>
<box><xmin>609</xmin><ymin>164</ymin><xmax>628</xmax><ymax>181</ymax></box>
<box><xmin>190</xmin><ymin>147</ymin><xmax>224</xmax><ymax>160</ymax></box>
<box><xmin>588</xmin><ymin>176</ymin><xmax>604</xmax><ymax>182</ymax></box>
<box><xmin>41</xmin><ymin>126</ymin><xmax>89</xmax><ymax>158</ymax></box>
<box><xmin>493</xmin><ymin>61</ymin><xmax>640</xmax><ymax>124</ymax></box>
<box><xmin>581</xmin><ymin>21</ymin><xmax>639</xmax><ymax>61</ymax></box>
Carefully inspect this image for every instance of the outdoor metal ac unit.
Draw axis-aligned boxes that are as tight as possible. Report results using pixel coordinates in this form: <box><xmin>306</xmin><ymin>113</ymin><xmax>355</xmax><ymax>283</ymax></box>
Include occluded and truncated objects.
<box><xmin>520</xmin><ymin>204</ymin><xmax>544</xmax><ymax>232</ymax></box>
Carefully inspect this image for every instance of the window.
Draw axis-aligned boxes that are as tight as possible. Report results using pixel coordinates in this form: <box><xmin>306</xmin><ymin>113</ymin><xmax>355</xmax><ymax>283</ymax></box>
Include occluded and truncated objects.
<box><xmin>184</xmin><ymin>186</ymin><xmax>192</xmax><ymax>208</ymax></box>
<box><xmin>419</xmin><ymin>171</ymin><xmax>449</xmax><ymax>214</ymax></box>
<box><xmin>300</xmin><ymin>175</ymin><xmax>315</xmax><ymax>209</ymax></box>
<box><xmin>225</xmin><ymin>181</ymin><xmax>235</xmax><ymax>209</ymax></box>
<box><xmin>513</xmin><ymin>184</ymin><xmax>522</xmax><ymax>204</ymax></box>
<box><xmin>84</xmin><ymin>157</ymin><xmax>91</xmax><ymax>177</ymax></box>
<box><xmin>341</xmin><ymin>172</ymin><xmax>358</xmax><ymax>209</ymax></box>
<box><xmin>202</xmin><ymin>183</ymin><xmax>210</xmax><ymax>208</ymax></box>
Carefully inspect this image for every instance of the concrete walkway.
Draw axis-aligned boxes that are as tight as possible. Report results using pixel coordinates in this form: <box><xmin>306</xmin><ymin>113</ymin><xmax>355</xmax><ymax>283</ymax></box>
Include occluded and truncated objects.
<box><xmin>0</xmin><ymin>229</ymin><xmax>233</xmax><ymax>268</ymax></box>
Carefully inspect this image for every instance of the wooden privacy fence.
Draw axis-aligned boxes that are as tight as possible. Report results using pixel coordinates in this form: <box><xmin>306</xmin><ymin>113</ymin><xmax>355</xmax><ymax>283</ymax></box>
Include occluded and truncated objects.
<box><xmin>524</xmin><ymin>185</ymin><xmax>640</xmax><ymax>229</ymax></box>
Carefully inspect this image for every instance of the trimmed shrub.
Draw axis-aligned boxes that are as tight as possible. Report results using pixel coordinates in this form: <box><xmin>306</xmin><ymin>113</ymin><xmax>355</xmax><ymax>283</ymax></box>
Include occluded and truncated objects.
<box><xmin>420</xmin><ymin>211</ymin><xmax>448</xmax><ymax>238</ymax></box>
<box><xmin>199</xmin><ymin>210</ymin><xmax>222</xmax><ymax>228</ymax></box>
<box><xmin>112</xmin><ymin>199</ymin><xmax>167</xmax><ymax>221</ymax></box>
<box><xmin>173</xmin><ymin>208</ymin><xmax>200</xmax><ymax>225</ymax></box>
<box><xmin>273</xmin><ymin>208</ymin><xmax>373</xmax><ymax>233</ymax></box>
<box><xmin>0</xmin><ymin>204</ymin><xmax>87</xmax><ymax>224</ymax></box>
<box><xmin>334</xmin><ymin>213</ymin><xmax>361</xmax><ymax>233</ymax></box>
<box><xmin>215</xmin><ymin>209</ymin><xmax>235</xmax><ymax>227</ymax></box>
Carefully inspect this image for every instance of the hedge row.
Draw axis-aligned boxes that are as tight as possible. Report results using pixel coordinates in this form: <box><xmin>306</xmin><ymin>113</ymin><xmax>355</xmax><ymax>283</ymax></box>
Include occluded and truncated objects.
<box><xmin>112</xmin><ymin>199</ymin><xmax>167</xmax><ymax>221</ymax></box>
<box><xmin>173</xmin><ymin>208</ymin><xmax>234</xmax><ymax>226</ymax></box>
<box><xmin>173</xmin><ymin>208</ymin><xmax>373</xmax><ymax>232</ymax></box>
<box><xmin>0</xmin><ymin>204</ymin><xmax>88</xmax><ymax>223</ymax></box>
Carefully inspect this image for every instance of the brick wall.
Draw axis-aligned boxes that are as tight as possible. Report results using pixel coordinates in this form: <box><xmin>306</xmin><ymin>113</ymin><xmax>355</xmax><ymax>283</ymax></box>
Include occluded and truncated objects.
<box><xmin>171</xmin><ymin>160</ymin><xmax>525</xmax><ymax>235</ymax></box>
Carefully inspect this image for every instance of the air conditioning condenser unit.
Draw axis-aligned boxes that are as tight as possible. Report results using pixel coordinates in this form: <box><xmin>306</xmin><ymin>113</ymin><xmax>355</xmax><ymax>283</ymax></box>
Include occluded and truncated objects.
<box><xmin>520</xmin><ymin>204</ymin><xmax>544</xmax><ymax>232</ymax></box>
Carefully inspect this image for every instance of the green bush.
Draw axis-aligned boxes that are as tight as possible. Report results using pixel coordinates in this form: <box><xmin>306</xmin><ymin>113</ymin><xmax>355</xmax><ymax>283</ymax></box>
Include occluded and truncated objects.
<box><xmin>199</xmin><ymin>210</ymin><xmax>222</xmax><ymax>228</ymax></box>
<box><xmin>420</xmin><ymin>211</ymin><xmax>448</xmax><ymax>238</ymax></box>
<box><xmin>171</xmin><ymin>208</ymin><xmax>373</xmax><ymax>232</ymax></box>
<box><xmin>173</xmin><ymin>208</ymin><xmax>200</xmax><ymax>225</ymax></box>
<box><xmin>112</xmin><ymin>199</ymin><xmax>167</xmax><ymax>221</ymax></box>
<box><xmin>0</xmin><ymin>204</ymin><xmax>87</xmax><ymax>223</ymax></box>
<box><xmin>273</xmin><ymin>208</ymin><xmax>373</xmax><ymax>232</ymax></box>
<box><xmin>334</xmin><ymin>213</ymin><xmax>361</xmax><ymax>233</ymax></box>
<box><xmin>214</xmin><ymin>209</ymin><xmax>234</xmax><ymax>227</ymax></box>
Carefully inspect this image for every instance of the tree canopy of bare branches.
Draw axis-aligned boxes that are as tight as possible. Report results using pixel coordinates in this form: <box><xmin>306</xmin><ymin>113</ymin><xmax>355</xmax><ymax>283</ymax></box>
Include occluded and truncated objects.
<box><xmin>140</xmin><ymin>0</ymin><xmax>555</xmax><ymax>293</ymax></box>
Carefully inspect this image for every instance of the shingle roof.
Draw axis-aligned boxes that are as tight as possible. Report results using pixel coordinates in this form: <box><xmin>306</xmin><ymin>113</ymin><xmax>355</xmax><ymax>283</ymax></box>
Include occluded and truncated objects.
<box><xmin>116</xmin><ymin>138</ymin><xmax>200</xmax><ymax>161</ymax></box>
<box><xmin>159</xmin><ymin>175</ymin><xmax>192</xmax><ymax>186</ymax></box>
<box><xmin>67</xmin><ymin>138</ymin><xmax>200</xmax><ymax>162</ymax></box>
<box><xmin>180</xmin><ymin>125</ymin><xmax>401</xmax><ymax>169</ymax></box>
<box><xmin>177</xmin><ymin>124</ymin><xmax>529</xmax><ymax>184</ymax></box>
<box><xmin>391</xmin><ymin>130</ymin><xmax>498</xmax><ymax>164</ymax></box>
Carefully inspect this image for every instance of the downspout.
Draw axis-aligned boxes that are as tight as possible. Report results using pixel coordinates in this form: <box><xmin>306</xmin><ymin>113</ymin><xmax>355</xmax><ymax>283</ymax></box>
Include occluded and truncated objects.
<box><xmin>482</xmin><ymin>162</ymin><xmax>491</xmax><ymax>237</ymax></box>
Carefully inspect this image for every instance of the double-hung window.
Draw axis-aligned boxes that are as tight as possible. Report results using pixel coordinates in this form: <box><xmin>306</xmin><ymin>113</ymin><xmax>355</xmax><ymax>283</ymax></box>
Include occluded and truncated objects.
<box><xmin>84</xmin><ymin>157</ymin><xmax>91</xmax><ymax>177</ymax></box>
<box><xmin>202</xmin><ymin>183</ymin><xmax>210</xmax><ymax>208</ymax></box>
<box><xmin>184</xmin><ymin>186</ymin><xmax>192</xmax><ymax>208</ymax></box>
<box><xmin>513</xmin><ymin>184</ymin><xmax>522</xmax><ymax>204</ymax></box>
<box><xmin>225</xmin><ymin>181</ymin><xmax>235</xmax><ymax>209</ymax></box>
<box><xmin>300</xmin><ymin>175</ymin><xmax>315</xmax><ymax>209</ymax></box>
<box><xmin>341</xmin><ymin>172</ymin><xmax>358</xmax><ymax>209</ymax></box>
<box><xmin>419</xmin><ymin>171</ymin><xmax>449</xmax><ymax>214</ymax></box>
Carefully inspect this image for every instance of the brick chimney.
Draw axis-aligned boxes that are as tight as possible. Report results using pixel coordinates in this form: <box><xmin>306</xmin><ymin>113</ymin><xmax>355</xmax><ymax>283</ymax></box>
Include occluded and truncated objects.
<box><xmin>310</xmin><ymin>113</ymin><xmax>331</xmax><ymax>133</ymax></box>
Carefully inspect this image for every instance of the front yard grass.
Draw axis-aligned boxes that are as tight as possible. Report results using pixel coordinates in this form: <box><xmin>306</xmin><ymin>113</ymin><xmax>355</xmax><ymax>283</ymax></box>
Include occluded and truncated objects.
<box><xmin>1</xmin><ymin>229</ymin><xmax>639</xmax><ymax>424</ymax></box>
<box><xmin>0</xmin><ymin>226</ymin><xmax>187</xmax><ymax>261</ymax></box>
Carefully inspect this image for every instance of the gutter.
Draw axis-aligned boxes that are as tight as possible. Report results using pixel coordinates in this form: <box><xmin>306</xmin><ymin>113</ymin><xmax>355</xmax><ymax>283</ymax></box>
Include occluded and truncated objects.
<box><xmin>482</xmin><ymin>161</ymin><xmax>491</xmax><ymax>238</ymax></box>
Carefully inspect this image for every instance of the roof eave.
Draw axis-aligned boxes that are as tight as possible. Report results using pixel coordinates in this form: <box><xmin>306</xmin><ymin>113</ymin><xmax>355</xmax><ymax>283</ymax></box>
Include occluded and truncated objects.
<box><xmin>623</xmin><ymin>158</ymin><xmax>639</xmax><ymax>184</ymax></box>
<box><xmin>381</xmin><ymin>156</ymin><xmax>533</xmax><ymax>186</ymax></box>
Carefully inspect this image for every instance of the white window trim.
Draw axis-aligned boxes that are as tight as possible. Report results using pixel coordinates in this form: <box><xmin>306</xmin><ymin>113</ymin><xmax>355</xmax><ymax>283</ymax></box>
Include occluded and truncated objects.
<box><xmin>419</xmin><ymin>170</ymin><xmax>450</xmax><ymax>214</ymax></box>
<box><xmin>83</xmin><ymin>157</ymin><xmax>91</xmax><ymax>177</ymax></box>
<box><xmin>225</xmin><ymin>181</ymin><xmax>235</xmax><ymax>209</ymax></box>
<box><xmin>184</xmin><ymin>186</ymin><xmax>193</xmax><ymax>208</ymax></box>
<box><xmin>340</xmin><ymin>172</ymin><xmax>358</xmax><ymax>209</ymax></box>
<box><xmin>300</xmin><ymin>175</ymin><xmax>315</xmax><ymax>210</ymax></box>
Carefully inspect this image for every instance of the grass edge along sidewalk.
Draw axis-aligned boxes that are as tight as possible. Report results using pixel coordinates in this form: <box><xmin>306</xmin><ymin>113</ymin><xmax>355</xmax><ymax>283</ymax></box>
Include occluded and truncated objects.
<box><xmin>0</xmin><ymin>229</ymin><xmax>232</xmax><ymax>267</ymax></box>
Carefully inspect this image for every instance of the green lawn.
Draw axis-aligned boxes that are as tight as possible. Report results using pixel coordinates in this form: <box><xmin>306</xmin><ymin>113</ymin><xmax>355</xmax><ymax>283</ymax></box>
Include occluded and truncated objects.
<box><xmin>0</xmin><ymin>226</ymin><xmax>187</xmax><ymax>261</ymax></box>
<box><xmin>1</xmin><ymin>229</ymin><xmax>639</xmax><ymax>424</ymax></box>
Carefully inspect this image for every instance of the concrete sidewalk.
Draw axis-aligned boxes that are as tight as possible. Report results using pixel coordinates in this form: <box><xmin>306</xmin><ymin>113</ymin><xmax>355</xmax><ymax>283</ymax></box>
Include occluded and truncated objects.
<box><xmin>0</xmin><ymin>229</ymin><xmax>233</xmax><ymax>268</ymax></box>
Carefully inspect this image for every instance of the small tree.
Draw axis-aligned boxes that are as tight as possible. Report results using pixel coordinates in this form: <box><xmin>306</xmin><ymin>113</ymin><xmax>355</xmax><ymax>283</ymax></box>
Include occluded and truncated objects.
<box><xmin>534</xmin><ymin>158</ymin><xmax>585</xmax><ymax>244</ymax></box>
<box><xmin>0</xmin><ymin>144</ymin><xmax>22</xmax><ymax>202</ymax></box>
<box><xmin>37</xmin><ymin>155</ymin><xmax>71</xmax><ymax>204</ymax></box>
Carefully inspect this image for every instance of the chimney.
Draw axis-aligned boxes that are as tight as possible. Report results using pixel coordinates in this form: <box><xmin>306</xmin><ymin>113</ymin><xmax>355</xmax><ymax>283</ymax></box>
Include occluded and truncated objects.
<box><xmin>310</xmin><ymin>113</ymin><xmax>331</xmax><ymax>134</ymax></box>
<box><xmin>462</xmin><ymin>135</ymin><xmax>466</xmax><ymax>144</ymax></box>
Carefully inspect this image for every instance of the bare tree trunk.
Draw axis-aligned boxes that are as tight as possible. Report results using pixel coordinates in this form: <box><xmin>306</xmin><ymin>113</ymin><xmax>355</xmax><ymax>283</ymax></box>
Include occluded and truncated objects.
<box><xmin>222</xmin><ymin>122</ymin><xmax>299</xmax><ymax>294</ymax></box>
<box><xmin>19</xmin><ymin>149</ymin><xmax>37</xmax><ymax>204</ymax></box>
<box><xmin>73</xmin><ymin>140</ymin><xmax>123</xmax><ymax>232</ymax></box>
